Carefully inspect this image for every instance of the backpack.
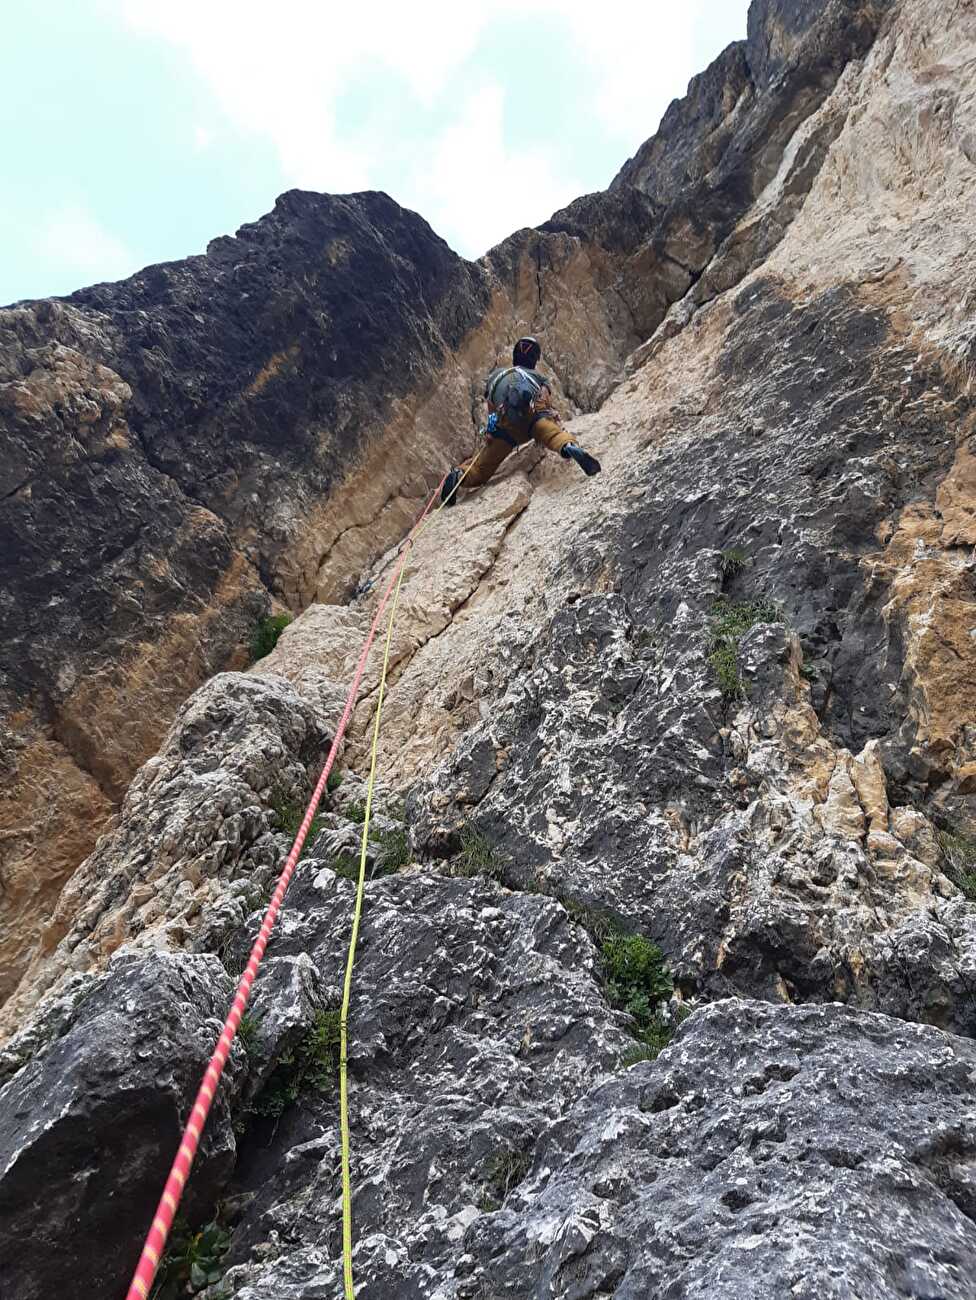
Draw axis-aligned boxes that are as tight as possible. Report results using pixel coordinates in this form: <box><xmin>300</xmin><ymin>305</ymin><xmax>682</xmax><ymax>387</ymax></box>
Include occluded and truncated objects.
<box><xmin>487</xmin><ymin>367</ymin><xmax>549</xmax><ymax>422</ymax></box>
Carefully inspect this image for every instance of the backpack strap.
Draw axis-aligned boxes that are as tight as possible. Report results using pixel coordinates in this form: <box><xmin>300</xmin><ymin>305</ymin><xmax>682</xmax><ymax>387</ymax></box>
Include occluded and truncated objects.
<box><xmin>486</xmin><ymin>366</ymin><xmax>543</xmax><ymax>408</ymax></box>
<box><xmin>485</xmin><ymin>366</ymin><xmax>517</xmax><ymax>407</ymax></box>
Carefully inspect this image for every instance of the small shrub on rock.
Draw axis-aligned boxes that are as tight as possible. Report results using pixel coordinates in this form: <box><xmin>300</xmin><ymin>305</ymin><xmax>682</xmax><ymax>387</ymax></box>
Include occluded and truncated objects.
<box><xmin>719</xmin><ymin>546</ymin><xmax>750</xmax><ymax>579</ymax></box>
<box><xmin>249</xmin><ymin>613</ymin><xmax>292</xmax><ymax>662</ymax></box>
<box><xmin>937</xmin><ymin>828</ymin><xmax>976</xmax><ymax>901</ymax></box>
<box><xmin>251</xmin><ymin>1009</ymin><xmax>342</xmax><ymax>1119</ymax></box>
<box><xmin>149</xmin><ymin>1216</ymin><xmax>230</xmax><ymax>1299</ymax></box>
<box><xmin>708</xmin><ymin>596</ymin><xmax>781</xmax><ymax>700</ymax></box>
<box><xmin>269</xmin><ymin>785</ymin><xmax>325</xmax><ymax>852</ymax></box>
<box><xmin>478</xmin><ymin>1147</ymin><xmax>532</xmax><ymax>1211</ymax></box>
<box><xmin>600</xmin><ymin>930</ymin><xmax>679</xmax><ymax>1063</ymax></box>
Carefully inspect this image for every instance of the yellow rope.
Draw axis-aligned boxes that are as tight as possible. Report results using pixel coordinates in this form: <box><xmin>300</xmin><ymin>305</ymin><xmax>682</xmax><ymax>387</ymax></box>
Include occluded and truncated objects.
<box><xmin>339</xmin><ymin>456</ymin><xmax>478</xmax><ymax>1297</ymax></box>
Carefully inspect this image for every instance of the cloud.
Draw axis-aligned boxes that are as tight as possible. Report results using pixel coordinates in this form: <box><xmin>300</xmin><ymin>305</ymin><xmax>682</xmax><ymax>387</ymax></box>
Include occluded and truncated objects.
<box><xmin>112</xmin><ymin>0</ymin><xmax>492</xmax><ymax>193</ymax></box>
<box><xmin>402</xmin><ymin>80</ymin><xmax>578</xmax><ymax>257</ymax></box>
<box><xmin>545</xmin><ymin>3</ymin><xmax>700</xmax><ymax>135</ymax></box>
<box><xmin>109</xmin><ymin>0</ymin><xmax>749</xmax><ymax>256</ymax></box>
<box><xmin>35</xmin><ymin>203</ymin><xmax>139</xmax><ymax>282</ymax></box>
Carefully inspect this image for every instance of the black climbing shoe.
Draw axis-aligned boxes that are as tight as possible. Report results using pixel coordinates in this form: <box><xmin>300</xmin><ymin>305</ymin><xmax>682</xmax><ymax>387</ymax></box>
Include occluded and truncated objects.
<box><xmin>561</xmin><ymin>443</ymin><xmax>602</xmax><ymax>477</ymax></box>
<box><xmin>441</xmin><ymin>467</ymin><xmax>462</xmax><ymax>507</ymax></box>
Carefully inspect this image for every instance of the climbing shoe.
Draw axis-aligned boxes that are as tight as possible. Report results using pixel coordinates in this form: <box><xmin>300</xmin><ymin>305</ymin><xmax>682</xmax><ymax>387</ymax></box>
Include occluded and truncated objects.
<box><xmin>441</xmin><ymin>467</ymin><xmax>462</xmax><ymax>507</ymax></box>
<box><xmin>560</xmin><ymin>443</ymin><xmax>602</xmax><ymax>477</ymax></box>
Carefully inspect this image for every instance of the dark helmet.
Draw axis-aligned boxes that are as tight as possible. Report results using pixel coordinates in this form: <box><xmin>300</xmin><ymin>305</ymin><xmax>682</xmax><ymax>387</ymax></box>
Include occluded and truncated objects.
<box><xmin>512</xmin><ymin>336</ymin><xmax>541</xmax><ymax>369</ymax></box>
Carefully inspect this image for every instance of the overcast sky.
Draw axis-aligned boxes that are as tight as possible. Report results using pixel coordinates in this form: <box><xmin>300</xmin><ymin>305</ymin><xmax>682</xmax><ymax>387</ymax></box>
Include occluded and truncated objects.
<box><xmin>1</xmin><ymin>0</ymin><xmax>751</xmax><ymax>304</ymax></box>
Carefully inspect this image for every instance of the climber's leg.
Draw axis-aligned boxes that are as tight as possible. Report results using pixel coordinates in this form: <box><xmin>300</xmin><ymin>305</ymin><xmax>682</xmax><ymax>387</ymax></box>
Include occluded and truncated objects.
<box><xmin>530</xmin><ymin>412</ymin><xmax>575</xmax><ymax>454</ymax></box>
<box><xmin>461</xmin><ymin>433</ymin><xmax>515</xmax><ymax>487</ymax></box>
<box><xmin>532</xmin><ymin>414</ymin><xmax>602</xmax><ymax>476</ymax></box>
<box><xmin>441</xmin><ymin>433</ymin><xmax>516</xmax><ymax>506</ymax></box>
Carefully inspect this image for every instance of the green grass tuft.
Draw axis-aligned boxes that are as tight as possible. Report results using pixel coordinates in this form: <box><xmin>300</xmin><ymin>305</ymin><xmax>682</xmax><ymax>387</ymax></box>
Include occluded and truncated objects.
<box><xmin>330</xmin><ymin>851</ymin><xmax>361</xmax><ymax>883</ymax></box>
<box><xmin>558</xmin><ymin>896</ymin><xmax>615</xmax><ymax>944</ymax></box>
<box><xmin>719</xmin><ymin>547</ymin><xmax>750</xmax><ymax>579</ymax></box>
<box><xmin>250</xmin><ymin>613</ymin><xmax>293</xmax><ymax>663</ymax></box>
<box><xmin>269</xmin><ymin>785</ymin><xmax>325</xmax><ymax>854</ymax></box>
<box><xmin>329</xmin><ymin>826</ymin><xmax>411</xmax><ymax>885</ymax></box>
<box><xmin>375</xmin><ymin>827</ymin><xmax>411</xmax><ymax>872</ymax></box>
<box><xmin>236</xmin><ymin>1012</ymin><xmax>259</xmax><ymax>1056</ymax></box>
<box><xmin>619</xmin><ymin>1004</ymin><xmax>692</xmax><ymax>1067</ymax></box>
<box><xmin>451</xmin><ymin>826</ymin><xmax>500</xmax><ymax>879</ymax></box>
<box><xmin>250</xmin><ymin>1009</ymin><xmax>342</xmax><ymax>1119</ymax></box>
<box><xmin>478</xmin><ymin>1147</ymin><xmax>532</xmax><ymax>1212</ymax></box>
<box><xmin>633</xmin><ymin>626</ymin><xmax>662</xmax><ymax>653</ymax></box>
<box><xmin>708</xmin><ymin>596</ymin><xmax>782</xmax><ymax>700</ymax></box>
<box><xmin>937</xmin><ymin>828</ymin><xmax>976</xmax><ymax>902</ymax></box>
<box><xmin>709</xmin><ymin>643</ymin><xmax>743</xmax><ymax>699</ymax></box>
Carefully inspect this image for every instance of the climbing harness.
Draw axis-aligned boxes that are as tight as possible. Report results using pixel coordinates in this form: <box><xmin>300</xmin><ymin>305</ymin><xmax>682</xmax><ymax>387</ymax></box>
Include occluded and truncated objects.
<box><xmin>486</xmin><ymin>412</ymin><xmax>519</xmax><ymax>449</ymax></box>
<box><xmin>125</xmin><ymin>453</ymin><xmax>478</xmax><ymax>1300</ymax></box>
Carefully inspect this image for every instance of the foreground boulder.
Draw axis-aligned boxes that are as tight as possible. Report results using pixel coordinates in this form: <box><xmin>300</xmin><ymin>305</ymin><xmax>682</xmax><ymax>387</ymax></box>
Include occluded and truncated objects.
<box><xmin>0</xmin><ymin>951</ymin><xmax>243</xmax><ymax>1300</ymax></box>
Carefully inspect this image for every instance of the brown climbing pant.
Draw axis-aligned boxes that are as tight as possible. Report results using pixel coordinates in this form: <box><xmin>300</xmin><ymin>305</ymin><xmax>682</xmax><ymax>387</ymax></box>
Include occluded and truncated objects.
<box><xmin>460</xmin><ymin>412</ymin><xmax>576</xmax><ymax>489</ymax></box>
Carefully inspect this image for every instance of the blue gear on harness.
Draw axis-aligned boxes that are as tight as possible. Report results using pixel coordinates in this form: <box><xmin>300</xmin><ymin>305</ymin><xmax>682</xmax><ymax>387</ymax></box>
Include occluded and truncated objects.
<box><xmin>485</xmin><ymin>410</ymin><xmax>518</xmax><ymax>449</ymax></box>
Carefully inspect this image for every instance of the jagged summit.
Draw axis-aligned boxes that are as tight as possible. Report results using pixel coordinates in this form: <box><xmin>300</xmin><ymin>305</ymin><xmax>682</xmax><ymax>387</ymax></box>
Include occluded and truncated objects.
<box><xmin>2</xmin><ymin>0</ymin><xmax>976</xmax><ymax>1296</ymax></box>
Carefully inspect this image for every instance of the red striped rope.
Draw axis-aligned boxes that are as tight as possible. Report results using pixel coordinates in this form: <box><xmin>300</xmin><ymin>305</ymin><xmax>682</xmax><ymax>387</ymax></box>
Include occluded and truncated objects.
<box><xmin>125</xmin><ymin>470</ymin><xmax>451</xmax><ymax>1300</ymax></box>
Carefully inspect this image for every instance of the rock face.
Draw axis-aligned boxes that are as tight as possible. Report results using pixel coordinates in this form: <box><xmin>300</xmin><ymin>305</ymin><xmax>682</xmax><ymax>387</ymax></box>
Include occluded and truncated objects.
<box><xmin>463</xmin><ymin>999</ymin><xmax>976</xmax><ymax>1300</ymax></box>
<box><xmin>0</xmin><ymin>670</ymin><xmax>342</xmax><ymax>1035</ymax></box>
<box><xmin>3</xmin><ymin>0</ymin><xmax>976</xmax><ymax>1297</ymax></box>
<box><xmin>0</xmin><ymin>193</ymin><xmax>490</xmax><ymax>1005</ymax></box>
<box><xmin>0</xmin><ymin>0</ymin><xmax>898</xmax><ymax>1000</ymax></box>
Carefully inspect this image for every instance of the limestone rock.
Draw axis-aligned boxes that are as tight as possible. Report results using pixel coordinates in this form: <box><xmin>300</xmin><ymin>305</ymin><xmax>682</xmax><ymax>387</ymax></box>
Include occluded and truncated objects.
<box><xmin>0</xmin><ymin>951</ymin><xmax>244</xmax><ymax>1300</ymax></box>
<box><xmin>0</xmin><ymin>671</ymin><xmax>340</xmax><ymax>1037</ymax></box>
<box><xmin>156</xmin><ymin>867</ymin><xmax>632</xmax><ymax>1300</ymax></box>
<box><xmin>461</xmin><ymin>999</ymin><xmax>976</xmax><ymax>1300</ymax></box>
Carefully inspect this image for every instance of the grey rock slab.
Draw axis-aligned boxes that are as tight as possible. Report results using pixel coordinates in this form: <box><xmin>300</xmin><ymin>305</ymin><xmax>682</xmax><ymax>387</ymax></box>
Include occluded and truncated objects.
<box><xmin>209</xmin><ymin>871</ymin><xmax>635</xmax><ymax>1298</ymax></box>
<box><xmin>461</xmin><ymin>999</ymin><xmax>976</xmax><ymax>1300</ymax></box>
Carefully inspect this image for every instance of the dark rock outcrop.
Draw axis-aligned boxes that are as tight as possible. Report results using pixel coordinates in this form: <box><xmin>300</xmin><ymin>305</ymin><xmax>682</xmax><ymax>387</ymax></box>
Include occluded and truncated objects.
<box><xmin>0</xmin><ymin>193</ymin><xmax>490</xmax><ymax>1005</ymax></box>
<box><xmin>0</xmin><ymin>952</ymin><xmax>243</xmax><ymax>1300</ymax></box>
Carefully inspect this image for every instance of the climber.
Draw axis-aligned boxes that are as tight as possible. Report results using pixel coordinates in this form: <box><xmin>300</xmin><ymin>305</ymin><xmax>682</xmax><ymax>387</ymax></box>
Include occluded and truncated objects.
<box><xmin>441</xmin><ymin>336</ymin><xmax>601</xmax><ymax>506</ymax></box>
